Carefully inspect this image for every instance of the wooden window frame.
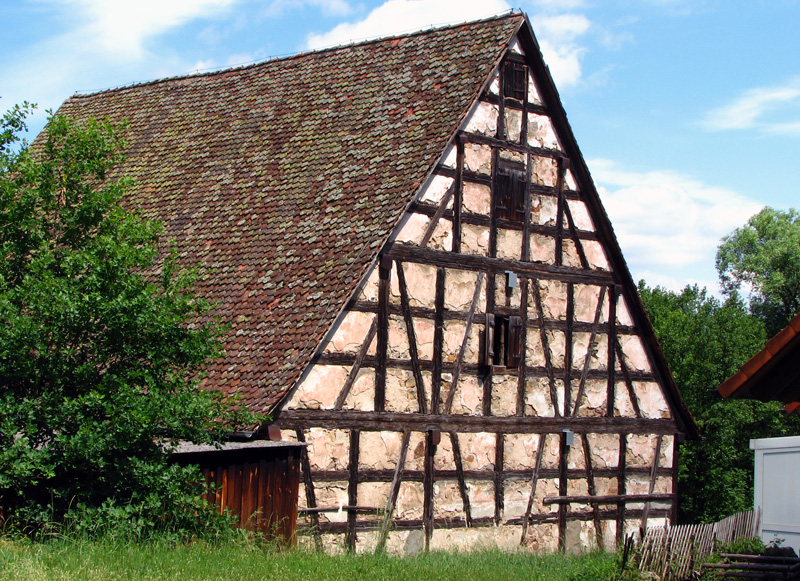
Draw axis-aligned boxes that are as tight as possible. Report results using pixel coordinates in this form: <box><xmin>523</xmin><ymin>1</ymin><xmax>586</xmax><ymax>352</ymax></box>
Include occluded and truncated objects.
<box><xmin>494</xmin><ymin>158</ymin><xmax>527</xmax><ymax>224</ymax></box>
<box><xmin>502</xmin><ymin>61</ymin><xmax>527</xmax><ymax>101</ymax></box>
<box><xmin>485</xmin><ymin>313</ymin><xmax>523</xmax><ymax>369</ymax></box>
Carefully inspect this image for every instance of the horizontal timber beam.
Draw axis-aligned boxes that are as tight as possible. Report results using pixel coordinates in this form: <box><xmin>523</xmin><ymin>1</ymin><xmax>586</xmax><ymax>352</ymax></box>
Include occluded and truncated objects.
<box><xmin>435</xmin><ymin>165</ymin><xmax>581</xmax><ymax>201</ymax></box>
<box><xmin>385</xmin><ymin>243</ymin><xmax>615</xmax><ymax>285</ymax></box>
<box><xmin>298</xmin><ymin>508</ymin><xmax>672</xmax><ymax>534</ymax></box>
<box><xmin>458</xmin><ymin>131</ymin><xmax>560</xmax><ymax>160</ymax></box>
<box><xmin>543</xmin><ymin>493</ymin><xmax>674</xmax><ymax>505</ymax></box>
<box><xmin>277</xmin><ymin>409</ymin><xmax>678</xmax><ymax>435</ymax></box>
<box><xmin>314</xmin><ymin>351</ymin><xmax>657</xmax><ymax>383</ymax></box>
<box><xmin>299</xmin><ymin>506</ymin><xmax>382</xmax><ymax>515</ymax></box>
<box><xmin>305</xmin><ymin>466</ymin><xmax>675</xmax><ymax>483</ymax></box>
<box><xmin>347</xmin><ymin>299</ymin><xmax>636</xmax><ymax>336</ymax></box>
<box><xmin>480</xmin><ymin>92</ymin><xmax>548</xmax><ymax>116</ymax></box>
<box><xmin>408</xmin><ymin>201</ymin><xmax>599</xmax><ymax>241</ymax></box>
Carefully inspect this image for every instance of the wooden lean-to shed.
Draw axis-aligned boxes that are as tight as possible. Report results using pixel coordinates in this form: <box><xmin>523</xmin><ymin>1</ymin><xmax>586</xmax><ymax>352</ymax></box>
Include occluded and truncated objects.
<box><xmin>54</xmin><ymin>12</ymin><xmax>697</xmax><ymax>553</ymax></box>
<box><xmin>171</xmin><ymin>440</ymin><xmax>304</xmax><ymax>541</ymax></box>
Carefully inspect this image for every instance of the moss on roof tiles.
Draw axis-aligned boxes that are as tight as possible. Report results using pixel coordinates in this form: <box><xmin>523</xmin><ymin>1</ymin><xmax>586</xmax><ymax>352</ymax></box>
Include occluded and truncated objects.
<box><xmin>54</xmin><ymin>13</ymin><xmax>523</xmax><ymax>412</ymax></box>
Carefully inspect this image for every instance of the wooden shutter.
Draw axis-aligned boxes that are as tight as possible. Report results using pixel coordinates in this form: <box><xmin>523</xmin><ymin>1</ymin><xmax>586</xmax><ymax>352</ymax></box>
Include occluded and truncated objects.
<box><xmin>485</xmin><ymin>313</ymin><xmax>495</xmax><ymax>365</ymax></box>
<box><xmin>496</xmin><ymin>160</ymin><xmax>527</xmax><ymax>224</ymax></box>
<box><xmin>507</xmin><ymin>315</ymin><xmax>523</xmax><ymax>368</ymax></box>
<box><xmin>503</xmin><ymin>61</ymin><xmax>527</xmax><ymax>101</ymax></box>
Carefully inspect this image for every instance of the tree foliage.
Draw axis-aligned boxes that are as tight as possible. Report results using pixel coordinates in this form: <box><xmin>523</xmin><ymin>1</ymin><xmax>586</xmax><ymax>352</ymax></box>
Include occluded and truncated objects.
<box><xmin>0</xmin><ymin>106</ymin><xmax>256</xmax><ymax>536</ymax></box>
<box><xmin>717</xmin><ymin>207</ymin><xmax>800</xmax><ymax>335</ymax></box>
<box><xmin>640</xmin><ymin>283</ymin><xmax>799</xmax><ymax>523</ymax></box>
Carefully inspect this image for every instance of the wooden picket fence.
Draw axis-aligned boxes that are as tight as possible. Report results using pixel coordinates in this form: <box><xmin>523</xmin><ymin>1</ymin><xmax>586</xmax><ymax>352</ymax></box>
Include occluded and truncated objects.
<box><xmin>635</xmin><ymin>509</ymin><xmax>759</xmax><ymax>580</ymax></box>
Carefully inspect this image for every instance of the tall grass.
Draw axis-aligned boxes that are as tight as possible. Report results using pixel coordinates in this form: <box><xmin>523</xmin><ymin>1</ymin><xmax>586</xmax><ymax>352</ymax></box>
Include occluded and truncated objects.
<box><xmin>0</xmin><ymin>537</ymin><xmax>622</xmax><ymax>581</ymax></box>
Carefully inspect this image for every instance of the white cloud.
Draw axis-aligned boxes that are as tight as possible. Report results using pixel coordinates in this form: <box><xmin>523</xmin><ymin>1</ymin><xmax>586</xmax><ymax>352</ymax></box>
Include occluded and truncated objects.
<box><xmin>266</xmin><ymin>0</ymin><xmax>353</xmax><ymax>18</ymax></box>
<box><xmin>589</xmin><ymin>159</ymin><xmax>762</xmax><ymax>290</ymax></box>
<box><xmin>70</xmin><ymin>0</ymin><xmax>237</xmax><ymax>58</ymax></box>
<box><xmin>1</xmin><ymin>0</ymin><xmax>240</xmax><ymax>130</ymax></box>
<box><xmin>305</xmin><ymin>0</ymin><xmax>512</xmax><ymax>49</ymax></box>
<box><xmin>702</xmin><ymin>78</ymin><xmax>800</xmax><ymax>135</ymax></box>
<box><xmin>634</xmin><ymin>270</ymin><xmax>720</xmax><ymax>294</ymax></box>
<box><xmin>305</xmin><ymin>0</ymin><xmax>591</xmax><ymax>88</ymax></box>
<box><xmin>529</xmin><ymin>13</ymin><xmax>590</xmax><ymax>87</ymax></box>
<box><xmin>530</xmin><ymin>0</ymin><xmax>585</xmax><ymax>8</ymax></box>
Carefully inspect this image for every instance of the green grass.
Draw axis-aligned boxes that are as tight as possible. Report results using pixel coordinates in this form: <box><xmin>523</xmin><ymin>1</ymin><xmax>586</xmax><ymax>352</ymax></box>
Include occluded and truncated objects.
<box><xmin>0</xmin><ymin>538</ymin><xmax>623</xmax><ymax>580</ymax></box>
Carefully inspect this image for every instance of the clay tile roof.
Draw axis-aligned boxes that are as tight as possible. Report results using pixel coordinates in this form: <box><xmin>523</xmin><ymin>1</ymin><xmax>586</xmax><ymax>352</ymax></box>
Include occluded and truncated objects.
<box><xmin>53</xmin><ymin>13</ymin><xmax>524</xmax><ymax>413</ymax></box>
<box><xmin>718</xmin><ymin>311</ymin><xmax>800</xmax><ymax>413</ymax></box>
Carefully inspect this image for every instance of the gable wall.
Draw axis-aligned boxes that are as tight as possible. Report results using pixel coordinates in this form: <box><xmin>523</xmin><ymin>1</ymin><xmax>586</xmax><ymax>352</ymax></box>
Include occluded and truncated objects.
<box><xmin>275</xmin><ymin>35</ymin><xmax>679</xmax><ymax>554</ymax></box>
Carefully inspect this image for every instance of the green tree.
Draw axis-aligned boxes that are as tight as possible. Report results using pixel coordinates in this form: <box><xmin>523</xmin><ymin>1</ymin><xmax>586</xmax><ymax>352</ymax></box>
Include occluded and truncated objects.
<box><xmin>717</xmin><ymin>207</ymin><xmax>800</xmax><ymax>336</ymax></box>
<box><xmin>0</xmin><ymin>106</ymin><xmax>255</xmax><ymax>536</ymax></box>
<box><xmin>639</xmin><ymin>283</ymin><xmax>798</xmax><ymax>523</ymax></box>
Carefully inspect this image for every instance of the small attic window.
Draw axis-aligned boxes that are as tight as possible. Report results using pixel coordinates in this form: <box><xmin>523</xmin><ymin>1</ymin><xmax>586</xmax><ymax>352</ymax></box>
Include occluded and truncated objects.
<box><xmin>502</xmin><ymin>61</ymin><xmax>527</xmax><ymax>101</ymax></box>
<box><xmin>485</xmin><ymin>313</ymin><xmax>523</xmax><ymax>368</ymax></box>
<box><xmin>495</xmin><ymin>159</ymin><xmax>527</xmax><ymax>223</ymax></box>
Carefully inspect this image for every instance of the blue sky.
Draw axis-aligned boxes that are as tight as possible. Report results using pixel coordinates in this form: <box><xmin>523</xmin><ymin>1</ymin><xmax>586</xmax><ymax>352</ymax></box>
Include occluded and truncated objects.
<box><xmin>2</xmin><ymin>0</ymin><xmax>798</xmax><ymax>294</ymax></box>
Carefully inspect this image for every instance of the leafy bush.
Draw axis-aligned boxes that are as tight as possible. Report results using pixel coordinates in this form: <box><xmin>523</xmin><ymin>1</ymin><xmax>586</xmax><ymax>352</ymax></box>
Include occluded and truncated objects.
<box><xmin>0</xmin><ymin>105</ymin><xmax>258</xmax><ymax>538</ymax></box>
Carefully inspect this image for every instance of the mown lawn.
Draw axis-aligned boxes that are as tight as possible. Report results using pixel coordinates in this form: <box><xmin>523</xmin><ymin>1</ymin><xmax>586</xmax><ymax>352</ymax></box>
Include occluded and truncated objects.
<box><xmin>0</xmin><ymin>539</ymin><xmax>623</xmax><ymax>580</ymax></box>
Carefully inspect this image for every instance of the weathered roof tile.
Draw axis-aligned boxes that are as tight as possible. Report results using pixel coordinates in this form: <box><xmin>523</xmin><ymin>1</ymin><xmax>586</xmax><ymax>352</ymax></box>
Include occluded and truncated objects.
<box><xmin>56</xmin><ymin>13</ymin><xmax>523</xmax><ymax>412</ymax></box>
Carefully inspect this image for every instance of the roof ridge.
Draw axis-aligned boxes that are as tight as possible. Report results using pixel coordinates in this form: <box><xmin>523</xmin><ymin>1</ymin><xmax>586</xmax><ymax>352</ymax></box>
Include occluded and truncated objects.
<box><xmin>69</xmin><ymin>11</ymin><xmax>522</xmax><ymax>101</ymax></box>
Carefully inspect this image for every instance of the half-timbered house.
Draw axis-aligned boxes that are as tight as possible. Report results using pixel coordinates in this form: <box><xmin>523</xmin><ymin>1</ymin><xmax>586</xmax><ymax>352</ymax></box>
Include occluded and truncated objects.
<box><xmin>54</xmin><ymin>12</ymin><xmax>697</xmax><ymax>553</ymax></box>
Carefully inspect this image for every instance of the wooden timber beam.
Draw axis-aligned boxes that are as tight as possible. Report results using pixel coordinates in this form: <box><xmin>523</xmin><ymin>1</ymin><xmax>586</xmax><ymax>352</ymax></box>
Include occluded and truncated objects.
<box><xmin>432</xmin><ymin>166</ymin><xmax>584</xmax><ymax>203</ymax></box>
<box><xmin>431</xmin><ymin>268</ymin><xmax>446</xmax><ymax>414</ymax></box>
<box><xmin>376</xmin><ymin>429</ymin><xmax>411</xmax><ymax>552</ymax></box>
<box><xmin>295</xmin><ymin>429</ymin><xmax>322</xmax><ymax>551</ymax></box>
<box><xmin>316</xmin><ymin>351</ymin><xmax>657</xmax><ymax>384</ymax></box>
<box><xmin>346</xmin><ymin>429</ymin><xmax>360</xmax><ymax>552</ymax></box>
<box><xmin>580</xmin><ymin>433</ymin><xmax>604</xmax><ymax>548</ymax></box>
<box><xmin>558</xmin><ymin>430</ymin><xmax>568</xmax><ymax>551</ymax></box>
<box><xmin>307</xmin><ymin>465</ymin><xmax>675</xmax><ymax>483</ymax></box>
<box><xmin>419</xmin><ymin>182</ymin><xmax>454</xmax><ymax>248</ymax></box>
<box><xmin>348</xmin><ymin>299</ymin><xmax>638</xmax><ymax>334</ymax></box>
<box><xmin>411</xmin><ymin>199</ymin><xmax>598</xmax><ymax>239</ymax></box>
<box><xmin>616</xmin><ymin>434</ymin><xmax>627</xmax><ymax>546</ymax></box>
<box><xmin>299</xmin><ymin>508</ymin><xmax>673</xmax><ymax>535</ymax></box>
<box><xmin>515</xmin><ymin>276</ymin><xmax>529</xmax><ymax>416</ymax></box>
<box><xmin>423</xmin><ymin>430</ymin><xmax>436</xmax><ymax>549</ymax></box>
<box><xmin>606</xmin><ymin>285</ymin><xmax>618</xmax><ymax>417</ymax></box>
<box><xmin>480</xmin><ymin>91</ymin><xmax>548</xmax><ymax>117</ymax></box>
<box><xmin>458</xmin><ymin>131</ymin><xmax>560</xmax><ymax>160</ymax></box>
<box><xmin>443</xmin><ymin>272</ymin><xmax>485</xmax><ymax>414</ymax></box>
<box><xmin>543</xmin><ymin>493</ymin><xmax>674</xmax><ymax>505</ymax></box>
<box><xmin>531</xmin><ymin>280</ymin><xmax>561</xmax><ymax>417</ymax></box>
<box><xmin>494</xmin><ymin>434</ymin><xmax>504</xmax><ymax>525</ymax></box>
<box><xmin>520</xmin><ymin>434</ymin><xmax>546</xmax><ymax>544</ymax></box>
<box><xmin>276</xmin><ymin>410</ymin><xmax>678</xmax><ymax>435</ymax></box>
<box><xmin>449</xmin><ymin>432</ymin><xmax>473</xmax><ymax>527</ymax></box>
<box><xmin>375</xmin><ymin>261</ymin><xmax>390</xmax><ymax>412</ymax></box>
<box><xmin>640</xmin><ymin>435</ymin><xmax>663</xmax><ymax>532</ymax></box>
<box><xmin>386</xmin><ymin>243</ymin><xmax>615</xmax><ymax>285</ymax></box>
<box><xmin>308</xmin><ymin>465</ymin><xmax>673</xmax><ymax>483</ymax></box>
<box><xmin>396</xmin><ymin>262</ymin><xmax>428</xmax><ymax>414</ymax></box>
<box><xmin>334</xmin><ymin>318</ymin><xmax>377</xmax><ymax>410</ymax></box>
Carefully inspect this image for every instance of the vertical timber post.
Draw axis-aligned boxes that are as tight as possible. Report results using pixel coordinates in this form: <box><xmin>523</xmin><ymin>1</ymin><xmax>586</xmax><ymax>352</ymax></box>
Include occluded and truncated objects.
<box><xmin>346</xmin><ymin>429</ymin><xmax>360</xmax><ymax>552</ymax></box>
<box><xmin>375</xmin><ymin>257</ymin><xmax>391</xmax><ymax>412</ymax></box>
<box><xmin>558</xmin><ymin>430</ymin><xmax>569</xmax><ymax>552</ymax></box>
<box><xmin>616</xmin><ymin>433</ymin><xmax>628</xmax><ymax>547</ymax></box>
<box><xmin>423</xmin><ymin>430</ymin><xmax>436</xmax><ymax>550</ymax></box>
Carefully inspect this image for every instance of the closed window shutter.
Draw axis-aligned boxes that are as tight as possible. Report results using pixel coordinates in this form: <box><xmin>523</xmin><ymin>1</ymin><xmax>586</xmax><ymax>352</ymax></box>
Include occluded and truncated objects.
<box><xmin>503</xmin><ymin>62</ymin><xmax>527</xmax><ymax>101</ymax></box>
<box><xmin>507</xmin><ymin>315</ymin><xmax>523</xmax><ymax>368</ymax></box>
<box><xmin>496</xmin><ymin>162</ymin><xmax>527</xmax><ymax>224</ymax></box>
<box><xmin>485</xmin><ymin>313</ymin><xmax>496</xmax><ymax>364</ymax></box>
